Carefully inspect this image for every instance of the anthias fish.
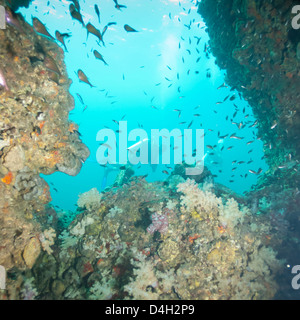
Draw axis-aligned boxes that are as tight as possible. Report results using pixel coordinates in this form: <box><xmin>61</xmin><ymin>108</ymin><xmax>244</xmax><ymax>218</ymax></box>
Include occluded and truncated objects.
<box><xmin>124</xmin><ymin>24</ymin><xmax>138</xmax><ymax>32</ymax></box>
<box><xmin>77</xmin><ymin>69</ymin><xmax>94</xmax><ymax>87</ymax></box>
<box><xmin>93</xmin><ymin>50</ymin><xmax>108</xmax><ymax>65</ymax></box>
<box><xmin>32</xmin><ymin>17</ymin><xmax>54</xmax><ymax>40</ymax></box>
<box><xmin>86</xmin><ymin>23</ymin><xmax>104</xmax><ymax>44</ymax></box>
<box><xmin>55</xmin><ymin>31</ymin><xmax>70</xmax><ymax>51</ymax></box>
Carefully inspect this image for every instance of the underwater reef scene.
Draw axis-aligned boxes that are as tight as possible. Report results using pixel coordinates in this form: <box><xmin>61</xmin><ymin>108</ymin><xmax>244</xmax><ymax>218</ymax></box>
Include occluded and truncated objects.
<box><xmin>0</xmin><ymin>0</ymin><xmax>300</xmax><ymax>300</ymax></box>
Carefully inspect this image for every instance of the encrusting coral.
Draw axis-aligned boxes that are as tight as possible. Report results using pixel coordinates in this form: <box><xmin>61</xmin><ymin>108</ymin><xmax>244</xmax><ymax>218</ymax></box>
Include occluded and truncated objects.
<box><xmin>3</xmin><ymin>175</ymin><xmax>286</xmax><ymax>300</ymax></box>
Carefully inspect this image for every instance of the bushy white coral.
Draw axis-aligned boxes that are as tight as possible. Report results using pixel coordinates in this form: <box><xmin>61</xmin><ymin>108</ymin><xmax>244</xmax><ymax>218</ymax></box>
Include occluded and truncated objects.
<box><xmin>218</xmin><ymin>198</ymin><xmax>245</xmax><ymax>228</ymax></box>
<box><xmin>77</xmin><ymin>188</ymin><xmax>102</xmax><ymax>211</ymax></box>
<box><xmin>70</xmin><ymin>216</ymin><xmax>94</xmax><ymax>237</ymax></box>
<box><xmin>107</xmin><ymin>206</ymin><xmax>123</xmax><ymax>218</ymax></box>
<box><xmin>59</xmin><ymin>230</ymin><xmax>78</xmax><ymax>249</ymax></box>
<box><xmin>124</xmin><ymin>251</ymin><xmax>160</xmax><ymax>299</ymax></box>
<box><xmin>89</xmin><ymin>270</ymin><xmax>116</xmax><ymax>300</ymax></box>
<box><xmin>39</xmin><ymin>228</ymin><xmax>56</xmax><ymax>254</ymax></box>
<box><xmin>177</xmin><ymin>179</ymin><xmax>222</xmax><ymax>216</ymax></box>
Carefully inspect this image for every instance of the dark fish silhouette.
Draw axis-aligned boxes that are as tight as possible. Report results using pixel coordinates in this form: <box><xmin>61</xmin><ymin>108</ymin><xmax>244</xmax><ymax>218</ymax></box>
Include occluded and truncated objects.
<box><xmin>55</xmin><ymin>31</ymin><xmax>71</xmax><ymax>51</ymax></box>
<box><xmin>86</xmin><ymin>23</ymin><xmax>104</xmax><ymax>44</ymax></box>
<box><xmin>70</xmin><ymin>0</ymin><xmax>80</xmax><ymax>11</ymax></box>
<box><xmin>76</xmin><ymin>93</ymin><xmax>84</xmax><ymax>105</ymax></box>
<box><xmin>44</xmin><ymin>55</ymin><xmax>60</xmax><ymax>75</ymax></box>
<box><xmin>69</xmin><ymin>4</ymin><xmax>84</xmax><ymax>26</ymax></box>
<box><xmin>48</xmin><ymin>71</ymin><xmax>59</xmax><ymax>84</ymax></box>
<box><xmin>77</xmin><ymin>69</ymin><xmax>94</xmax><ymax>87</ymax></box>
<box><xmin>101</xmin><ymin>22</ymin><xmax>116</xmax><ymax>39</ymax></box>
<box><xmin>93</xmin><ymin>50</ymin><xmax>108</xmax><ymax>65</ymax></box>
<box><xmin>94</xmin><ymin>4</ymin><xmax>100</xmax><ymax>23</ymax></box>
<box><xmin>113</xmin><ymin>0</ymin><xmax>127</xmax><ymax>10</ymax></box>
<box><xmin>124</xmin><ymin>24</ymin><xmax>138</xmax><ymax>32</ymax></box>
<box><xmin>32</xmin><ymin>17</ymin><xmax>54</xmax><ymax>40</ymax></box>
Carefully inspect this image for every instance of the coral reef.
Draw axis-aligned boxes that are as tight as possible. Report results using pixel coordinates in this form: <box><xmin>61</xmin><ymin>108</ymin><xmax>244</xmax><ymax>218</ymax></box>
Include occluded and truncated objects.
<box><xmin>198</xmin><ymin>0</ymin><xmax>300</xmax><ymax>191</ymax></box>
<box><xmin>1</xmin><ymin>176</ymin><xmax>287</xmax><ymax>300</ymax></box>
<box><xmin>0</xmin><ymin>0</ymin><xmax>89</xmax><ymax>271</ymax></box>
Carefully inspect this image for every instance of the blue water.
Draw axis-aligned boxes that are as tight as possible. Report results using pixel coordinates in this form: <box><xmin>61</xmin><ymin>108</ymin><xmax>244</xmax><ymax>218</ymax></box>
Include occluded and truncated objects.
<box><xmin>18</xmin><ymin>0</ymin><xmax>267</xmax><ymax>211</ymax></box>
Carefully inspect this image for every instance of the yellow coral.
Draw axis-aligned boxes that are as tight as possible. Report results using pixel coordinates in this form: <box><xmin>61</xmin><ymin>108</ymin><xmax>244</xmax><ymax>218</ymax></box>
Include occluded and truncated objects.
<box><xmin>191</xmin><ymin>210</ymin><xmax>203</xmax><ymax>221</ymax></box>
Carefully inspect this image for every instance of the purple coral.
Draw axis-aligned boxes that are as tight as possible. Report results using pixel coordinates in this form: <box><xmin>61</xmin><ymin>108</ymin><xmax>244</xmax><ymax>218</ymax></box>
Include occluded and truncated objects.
<box><xmin>147</xmin><ymin>212</ymin><xmax>168</xmax><ymax>234</ymax></box>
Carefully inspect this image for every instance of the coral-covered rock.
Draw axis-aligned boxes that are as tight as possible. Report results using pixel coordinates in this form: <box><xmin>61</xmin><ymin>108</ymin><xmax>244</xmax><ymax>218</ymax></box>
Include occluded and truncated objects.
<box><xmin>0</xmin><ymin>0</ymin><xmax>89</xmax><ymax>271</ymax></box>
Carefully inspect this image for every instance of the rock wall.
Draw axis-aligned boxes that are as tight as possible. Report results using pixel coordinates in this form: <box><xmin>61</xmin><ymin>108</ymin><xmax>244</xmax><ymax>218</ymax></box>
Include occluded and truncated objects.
<box><xmin>198</xmin><ymin>0</ymin><xmax>300</xmax><ymax>192</ymax></box>
<box><xmin>0</xmin><ymin>0</ymin><xmax>89</xmax><ymax>271</ymax></box>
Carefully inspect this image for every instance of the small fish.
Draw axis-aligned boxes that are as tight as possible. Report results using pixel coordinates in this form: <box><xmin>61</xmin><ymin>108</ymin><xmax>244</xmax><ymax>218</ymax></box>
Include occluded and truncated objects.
<box><xmin>101</xmin><ymin>22</ymin><xmax>116</xmax><ymax>38</ymax></box>
<box><xmin>249</xmin><ymin>120</ymin><xmax>258</xmax><ymax>128</ymax></box>
<box><xmin>76</xmin><ymin>93</ymin><xmax>84</xmax><ymax>105</ymax></box>
<box><xmin>217</xmin><ymin>82</ymin><xmax>227</xmax><ymax>90</ymax></box>
<box><xmin>162</xmin><ymin>170</ymin><xmax>169</xmax><ymax>175</ymax></box>
<box><xmin>77</xmin><ymin>69</ymin><xmax>94</xmax><ymax>87</ymax></box>
<box><xmin>124</xmin><ymin>24</ymin><xmax>138</xmax><ymax>32</ymax></box>
<box><xmin>229</xmin><ymin>94</ymin><xmax>236</xmax><ymax>101</ymax></box>
<box><xmin>223</xmin><ymin>95</ymin><xmax>229</xmax><ymax>102</ymax></box>
<box><xmin>230</xmin><ymin>135</ymin><xmax>244</xmax><ymax>140</ymax></box>
<box><xmin>44</xmin><ymin>55</ymin><xmax>60</xmax><ymax>75</ymax></box>
<box><xmin>94</xmin><ymin>4</ymin><xmax>101</xmax><ymax>23</ymax></box>
<box><xmin>69</xmin><ymin>4</ymin><xmax>84</xmax><ymax>26</ymax></box>
<box><xmin>188</xmin><ymin>120</ymin><xmax>193</xmax><ymax>128</ymax></box>
<box><xmin>0</xmin><ymin>68</ymin><xmax>9</xmax><ymax>91</ymax></box>
<box><xmin>249</xmin><ymin>169</ymin><xmax>256</xmax><ymax>174</ymax></box>
<box><xmin>32</xmin><ymin>17</ymin><xmax>54</xmax><ymax>40</ymax></box>
<box><xmin>55</xmin><ymin>31</ymin><xmax>70</xmax><ymax>51</ymax></box>
<box><xmin>113</xmin><ymin>0</ymin><xmax>127</xmax><ymax>10</ymax></box>
<box><xmin>271</xmin><ymin>122</ymin><xmax>277</xmax><ymax>129</ymax></box>
<box><xmin>93</xmin><ymin>50</ymin><xmax>108</xmax><ymax>65</ymax></box>
<box><xmin>86</xmin><ymin>23</ymin><xmax>104</xmax><ymax>44</ymax></box>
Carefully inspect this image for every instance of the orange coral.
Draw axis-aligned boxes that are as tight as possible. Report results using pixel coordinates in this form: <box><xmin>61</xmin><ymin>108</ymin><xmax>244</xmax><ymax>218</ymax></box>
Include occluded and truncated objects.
<box><xmin>39</xmin><ymin>120</ymin><xmax>46</xmax><ymax>130</ymax></box>
<box><xmin>217</xmin><ymin>225</ymin><xmax>226</xmax><ymax>234</ymax></box>
<box><xmin>188</xmin><ymin>234</ymin><xmax>201</xmax><ymax>244</ymax></box>
<box><xmin>68</xmin><ymin>123</ymin><xmax>77</xmax><ymax>133</ymax></box>
<box><xmin>1</xmin><ymin>172</ymin><xmax>13</xmax><ymax>185</ymax></box>
<box><xmin>44</xmin><ymin>150</ymin><xmax>62</xmax><ymax>168</ymax></box>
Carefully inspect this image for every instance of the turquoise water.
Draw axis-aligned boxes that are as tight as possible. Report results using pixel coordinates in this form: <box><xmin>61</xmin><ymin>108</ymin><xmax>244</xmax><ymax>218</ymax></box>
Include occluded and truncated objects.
<box><xmin>19</xmin><ymin>0</ymin><xmax>267</xmax><ymax>211</ymax></box>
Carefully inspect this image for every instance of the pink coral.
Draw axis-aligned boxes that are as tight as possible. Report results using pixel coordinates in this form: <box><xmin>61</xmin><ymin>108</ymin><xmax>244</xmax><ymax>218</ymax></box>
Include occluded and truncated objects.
<box><xmin>147</xmin><ymin>212</ymin><xmax>168</xmax><ymax>234</ymax></box>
